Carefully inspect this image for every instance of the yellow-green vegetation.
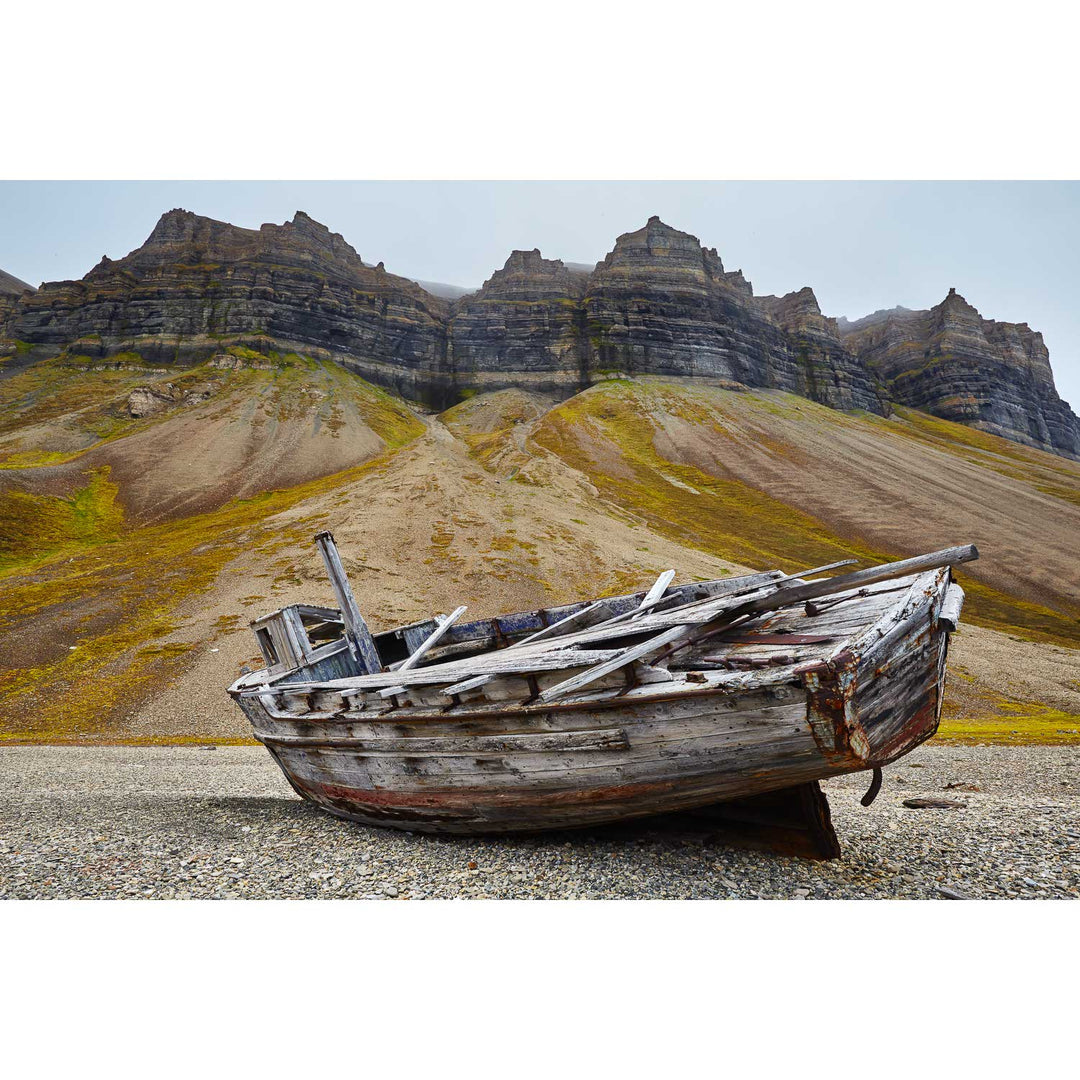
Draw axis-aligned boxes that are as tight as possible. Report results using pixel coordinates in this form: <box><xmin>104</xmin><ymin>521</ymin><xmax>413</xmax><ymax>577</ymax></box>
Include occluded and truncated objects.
<box><xmin>532</xmin><ymin>379</ymin><xmax>1080</xmax><ymax>649</ymax></box>
<box><xmin>0</xmin><ymin>468</ymin><xmax>122</xmax><ymax>571</ymax></box>
<box><xmin>0</xmin><ymin>449</ymin><xmax>84</xmax><ymax>470</ymax></box>
<box><xmin>534</xmin><ymin>380</ymin><xmax>878</xmax><ymax>570</ymax></box>
<box><xmin>938</xmin><ymin>704</ymin><xmax>1080</xmax><ymax>745</ymax></box>
<box><xmin>0</xmin><ymin>354</ymin><xmax>161</xmax><ymax>438</ymax></box>
<box><xmin>0</xmin><ymin>350</ymin><xmax>423</xmax><ymax>469</ymax></box>
<box><xmin>0</xmin><ymin>358</ymin><xmax>424</xmax><ymax>742</ymax></box>
<box><xmin>0</xmin><ymin>442</ymin><xmax>419</xmax><ymax>743</ymax></box>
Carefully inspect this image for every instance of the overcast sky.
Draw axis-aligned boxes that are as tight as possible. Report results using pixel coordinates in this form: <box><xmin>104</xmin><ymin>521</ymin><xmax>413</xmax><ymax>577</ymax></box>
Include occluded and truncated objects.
<box><xmin>2</xmin><ymin>181</ymin><xmax>1077</xmax><ymax>408</ymax></box>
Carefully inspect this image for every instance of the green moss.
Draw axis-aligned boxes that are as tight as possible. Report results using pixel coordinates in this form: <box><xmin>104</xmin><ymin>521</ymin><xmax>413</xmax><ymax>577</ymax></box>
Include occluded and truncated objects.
<box><xmin>0</xmin><ymin>443</ymin><xmax>418</xmax><ymax>741</ymax></box>
<box><xmin>937</xmin><ymin>707</ymin><xmax>1080</xmax><ymax>745</ymax></box>
<box><xmin>0</xmin><ymin>449</ymin><xmax>84</xmax><ymax>470</ymax></box>
<box><xmin>0</xmin><ymin>468</ymin><xmax>122</xmax><ymax>571</ymax></box>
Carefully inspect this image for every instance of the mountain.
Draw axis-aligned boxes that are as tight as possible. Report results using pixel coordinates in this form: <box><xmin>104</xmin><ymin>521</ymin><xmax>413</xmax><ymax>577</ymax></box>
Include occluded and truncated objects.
<box><xmin>2</xmin><ymin>209</ymin><xmax>451</xmax><ymax>404</ymax></box>
<box><xmin>1</xmin><ymin>208</ymin><xmax>1077</xmax><ymax>458</ymax></box>
<box><xmin>838</xmin><ymin>289</ymin><xmax>1080</xmax><ymax>458</ymax></box>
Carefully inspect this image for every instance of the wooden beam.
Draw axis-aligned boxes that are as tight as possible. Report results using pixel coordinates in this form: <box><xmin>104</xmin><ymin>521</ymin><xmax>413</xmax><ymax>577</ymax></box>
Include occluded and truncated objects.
<box><xmin>739</xmin><ymin>546</ymin><xmax>978</xmax><ymax>617</ymax></box>
<box><xmin>313</xmin><ymin>531</ymin><xmax>382</xmax><ymax>674</ymax></box>
<box><xmin>631</xmin><ymin>570</ymin><xmax>675</xmax><ymax>620</ymax></box>
<box><xmin>240</xmin><ymin>646</ymin><xmax>630</xmax><ymax>696</ymax></box>
<box><xmin>538</xmin><ymin>624</ymin><xmax>691</xmax><ymax>702</ymax></box>
<box><xmin>395</xmin><ymin>606</ymin><xmax>468</xmax><ymax>671</ymax></box>
<box><xmin>507</xmin><ymin>599</ymin><xmax>610</xmax><ymax>650</ymax></box>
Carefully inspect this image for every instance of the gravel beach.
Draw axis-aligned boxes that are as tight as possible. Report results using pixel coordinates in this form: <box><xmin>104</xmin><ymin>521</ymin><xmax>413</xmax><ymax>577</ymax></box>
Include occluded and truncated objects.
<box><xmin>1</xmin><ymin>744</ymin><xmax>1077</xmax><ymax>900</ymax></box>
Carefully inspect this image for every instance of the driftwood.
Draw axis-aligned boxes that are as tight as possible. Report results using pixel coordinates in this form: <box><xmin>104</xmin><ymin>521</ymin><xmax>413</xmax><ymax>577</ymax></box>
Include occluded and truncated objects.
<box><xmin>903</xmin><ymin>797</ymin><xmax>968</xmax><ymax>810</ymax></box>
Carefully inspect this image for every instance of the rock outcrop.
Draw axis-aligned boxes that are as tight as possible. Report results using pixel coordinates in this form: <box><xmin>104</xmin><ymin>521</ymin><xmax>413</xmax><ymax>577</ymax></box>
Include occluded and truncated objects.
<box><xmin>5</xmin><ymin>210</ymin><xmax>1077</xmax><ymax>456</ymax></box>
<box><xmin>0</xmin><ymin>268</ymin><xmax>35</xmax><ymax>330</ymax></box>
<box><xmin>583</xmin><ymin>218</ymin><xmax>883</xmax><ymax>411</ymax></box>
<box><xmin>838</xmin><ymin>289</ymin><xmax>1080</xmax><ymax>458</ymax></box>
<box><xmin>4</xmin><ymin>209</ymin><xmax>451</xmax><ymax>405</ymax></box>
<box><xmin>447</xmin><ymin>249</ymin><xmax>589</xmax><ymax>394</ymax></box>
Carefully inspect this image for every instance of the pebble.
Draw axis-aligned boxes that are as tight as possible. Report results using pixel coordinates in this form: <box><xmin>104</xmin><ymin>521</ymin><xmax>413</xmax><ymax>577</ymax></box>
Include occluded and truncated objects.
<box><xmin>0</xmin><ymin>744</ymin><xmax>1076</xmax><ymax>900</ymax></box>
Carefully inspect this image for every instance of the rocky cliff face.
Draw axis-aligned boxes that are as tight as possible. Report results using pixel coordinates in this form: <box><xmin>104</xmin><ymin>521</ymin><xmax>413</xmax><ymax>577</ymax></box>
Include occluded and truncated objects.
<box><xmin>838</xmin><ymin>289</ymin><xmax>1080</xmax><ymax>458</ymax></box>
<box><xmin>0</xmin><ymin>269</ymin><xmax>34</xmax><ymax>331</ymax></box>
<box><xmin>5</xmin><ymin>210</ymin><xmax>1077</xmax><ymax>457</ymax></box>
<box><xmin>583</xmin><ymin>218</ymin><xmax>883</xmax><ymax>412</ymax></box>
<box><xmin>3</xmin><ymin>209</ymin><xmax>451</xmax><ymax>404</ymax></box>
<box><xmin>447</xmin><ymin>249</ymin><xmax>589</xmax><ymax>394</ymax></box>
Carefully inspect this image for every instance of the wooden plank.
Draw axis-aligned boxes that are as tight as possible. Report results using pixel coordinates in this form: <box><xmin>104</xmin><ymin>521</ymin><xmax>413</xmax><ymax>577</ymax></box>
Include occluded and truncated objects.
<box><xmin>395</xmin><ymin>605</ymin><xmax>468</xmax><ymax>672</ymax></box>
<box><xmin>511</xmin><ymin>558</ymin><xmax>860</xmax><ymax>653</ymax></box>
<box><xmin>258</xmin><ymin>728</ymin><xmax>631</xmax><ymax>754</ymax></box>
<box><xmin>242</xmin><ymin>646</ymin><xmax>632</xmax><ymax>696</ymax></box>
<box><xmin>531</xmin><ymin>562</ymin><xmax>915</xmax><ymax>703</ymax></box>
<box><xmin>743</xmin><ymin>546</ymin><xmax>978</xmax><ymax>617</ymax></box>
<box><xmin>440</xmin><ymin>673</ymin><xmax>495</xmax><ymax>697</ymax></box>
<box><xmin>538</xmin><ymin>624</ymin><xmax>692</xmax><ymax>702</ymax></box>
<box><xmin>506</xmin><ymin>599</ymin><xmax>611</xmax><ymax>650</ymax></box>
<box><xmin>938</xmin><ymin>582</ymin><xmax>965</xmax><ymax>632</ymax></box>
<box><xmin>314</xmin><ymin>531</ymin><xmax>382</xmax><ymax>674</ymax></box>
<box><xmin>631</xmin><ymin>570</ymin><xmax>675</xmax><ymax>620</ymax></box>
<box><xmin>371</xmin><ymin>570</ymin><xmax>788</xmax><ymax>656</ymax></box>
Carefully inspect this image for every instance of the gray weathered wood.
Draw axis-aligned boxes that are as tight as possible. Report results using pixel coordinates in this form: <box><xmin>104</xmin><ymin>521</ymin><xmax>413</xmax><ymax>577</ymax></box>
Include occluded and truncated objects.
<box><xmin>740</xmin><ymin>546</ymin><xmax>977</xmax><ymax>617</ymax></box>
<box><xmin>229</xmin><ymin>542</ymin><xmax>971</xmax><ymax>839</ymax></box>
<box><xmin>631</xmin><ymin>570</ymin><xmax>675</xmax><ymax>620</ymax></box>
<box><xmin>242</xmin><ymin>646</ymin><xmax>631</xmax><ymax>696</ymax></box>
<box><xmin>531</xmin><ymin>555</ymin><xmax>938</xmax><ymax>703</ymax></box>
<box><xmin>314</xmin><ymin>531</ymin><xmax>382</xmax><ymax>674</ymax></box>
<box><xmin>938</xmin><ymin>582</ymin><xmax>965</xmax><ymax>632</ymax></box>
<box><xmin>507</xmin><ymin>599</ymin><xmax>610</xmax><ymax>650</ymax></box>
<box><xmin>395</xmin><ymin>605</ymin><xmax>468</xmax><ymax>671</ymax></box>
<box><xmin>538</xmin><ymin>624</ymin><xmax>692</xmax><ymax>702</ymax></box>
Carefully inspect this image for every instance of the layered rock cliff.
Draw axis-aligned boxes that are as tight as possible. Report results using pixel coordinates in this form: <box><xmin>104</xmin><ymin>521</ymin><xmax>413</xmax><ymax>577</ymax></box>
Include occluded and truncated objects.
<box><xmin>0</xmin><ymin>269</ymin><xmax>34</xmax><ymax>330</ymax></box>
<box><xmin>447</xmin><ymin>249</ymin><xmax>590</xmax><ymax>394</ymax></box>
<box><xmin>447</xmin><ymin>218</ymin><xmax>884</xmax><ymax>412</ymax></box>
<box><xmin>4</xmin><ymin>209</ymin><xmax>1077</xmax><ymax>456</ymax></box>
<box><xmin>3</xmin><ymin>209</ymin><xmax>451</xmax><ymax>403</ymax></box>
<box><xmin>838</xmin><ymin>289</ymin><xmax>1080</xmax><ymax>458</ymax></box>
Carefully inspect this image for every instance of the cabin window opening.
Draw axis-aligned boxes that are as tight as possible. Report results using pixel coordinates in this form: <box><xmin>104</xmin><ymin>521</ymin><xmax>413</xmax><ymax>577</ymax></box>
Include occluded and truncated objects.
<box><xmin>256</xmin><ymin>627</ymin><xmax>280</xmax><ymax>667</ymax></box>
<box><xmin>300</xmin><ymin>613</ymin><xmax>345</xmax><ymax>648</ymax></box>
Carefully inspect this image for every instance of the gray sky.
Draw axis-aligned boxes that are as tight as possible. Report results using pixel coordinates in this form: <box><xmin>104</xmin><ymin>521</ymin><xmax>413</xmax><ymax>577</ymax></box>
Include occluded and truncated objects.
<box><xmin>2</xmin><ymin>181</ymin><xmax>1077</xmax><ymax>409</ymax></box>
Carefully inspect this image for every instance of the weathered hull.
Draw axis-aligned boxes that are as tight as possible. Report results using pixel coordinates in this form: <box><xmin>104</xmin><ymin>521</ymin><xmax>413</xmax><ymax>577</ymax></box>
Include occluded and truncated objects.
<box><xmin>236</xmin><ymin>635</ymin><xmax>948</xmax><ymax>835</ymax></box>
<box><xmin>229</xmin><ymin>561</ymin><xmax>961</xmax><ymax>836</ymax></box>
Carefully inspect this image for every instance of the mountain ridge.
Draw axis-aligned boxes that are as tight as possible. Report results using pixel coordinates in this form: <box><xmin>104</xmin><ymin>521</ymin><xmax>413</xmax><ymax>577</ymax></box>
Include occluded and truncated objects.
<box><xmin>2</xmin><ymin>209</ymin><xmax>1077</xmax><ymax>457</ymax></box>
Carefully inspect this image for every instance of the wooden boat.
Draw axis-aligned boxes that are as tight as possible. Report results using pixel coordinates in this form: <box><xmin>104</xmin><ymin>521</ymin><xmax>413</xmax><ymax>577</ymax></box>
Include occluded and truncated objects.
<box><xmin>228</xmin><ymin>535</ymin><xmax>975</xmax><ymax>854</ymax></box>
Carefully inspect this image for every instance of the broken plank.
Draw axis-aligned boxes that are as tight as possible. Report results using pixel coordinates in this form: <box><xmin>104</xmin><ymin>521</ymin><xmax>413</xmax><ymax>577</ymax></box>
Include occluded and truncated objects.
<box><xmin>395</xmin><ymin>606</ymin><xmax>468</xmax><ymax>671</ymax></box>
<box><xmin>248</xmin><ymin>647</ymin><xmax>632</xmax><ymax>696</ymax></box>
<box><xmin>631</xmin><ymin>569</ymin><xmax>675</xmax><ymax>620</ymax></box>
<box><xmin>507</xmin><ymin>599</ymin><xmax>611</xmax><ymax>650</ymax></box>
<box><xmin>538</xmin><ymin>624</ymin><xmax>692</xmax><ymax>703</ymax></box>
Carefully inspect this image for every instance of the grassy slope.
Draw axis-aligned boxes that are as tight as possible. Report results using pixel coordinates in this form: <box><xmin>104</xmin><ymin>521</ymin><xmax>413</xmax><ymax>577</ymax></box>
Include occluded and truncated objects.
<box><xmin>528</xmin><ymin>378</ymin><xmax>1080</xmax><ymax>742</ymax></box>
<box><xmin>0</xmin><ymin>353</ymin><xmax>424</xmax><ymax>741</ymax></box>
<box><xmin>1</xmin><ymin>368</ymin><xmax>1077</xmax><ymax>745</ymax></box>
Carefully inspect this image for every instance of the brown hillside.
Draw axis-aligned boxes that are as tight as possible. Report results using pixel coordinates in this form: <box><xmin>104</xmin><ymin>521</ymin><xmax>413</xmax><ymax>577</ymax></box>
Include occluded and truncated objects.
<box><xmin>0</xmin><ymin>373</ymin><xmax>1076</xmax><ymax>746</ymax></box>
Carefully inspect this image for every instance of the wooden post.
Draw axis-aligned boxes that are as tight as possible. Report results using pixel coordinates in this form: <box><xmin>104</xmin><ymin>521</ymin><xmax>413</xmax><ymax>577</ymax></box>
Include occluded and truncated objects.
<box><xmin>313</xmin><ymin>531</ymin><xmax>382</xmax><ymax>674</ymax></box>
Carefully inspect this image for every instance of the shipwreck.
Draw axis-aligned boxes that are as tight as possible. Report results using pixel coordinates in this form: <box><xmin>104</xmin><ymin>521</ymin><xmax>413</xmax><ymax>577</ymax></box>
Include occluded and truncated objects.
<box><xmin>228</xmin><ymin>535</ymin><xmax>975</xmax><ymax>857</ymax></box>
